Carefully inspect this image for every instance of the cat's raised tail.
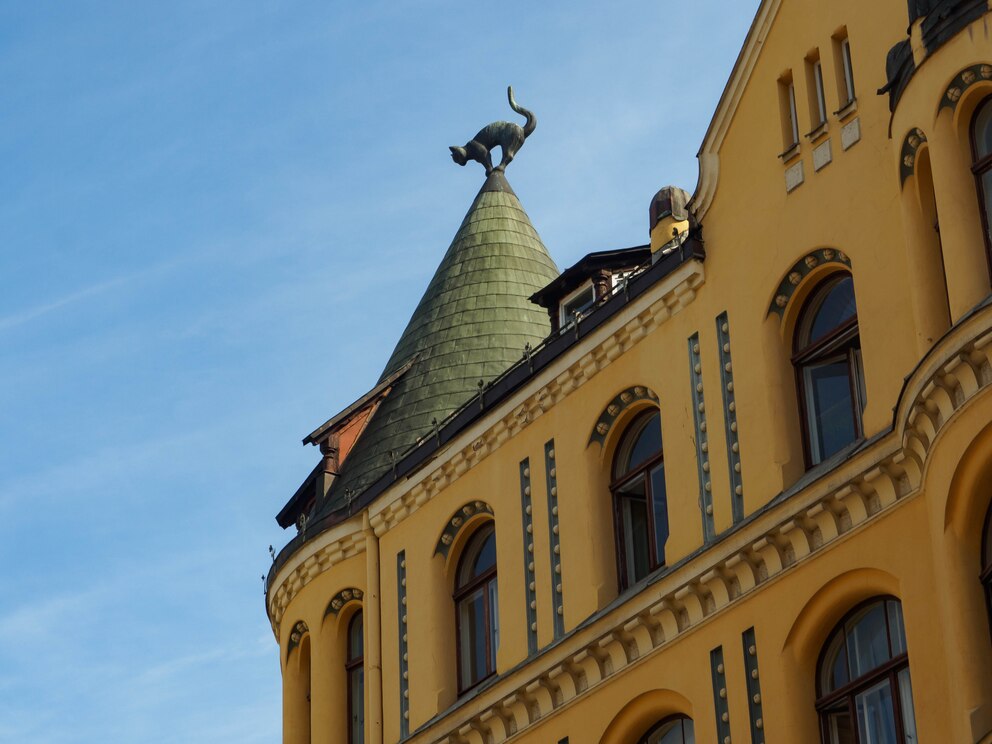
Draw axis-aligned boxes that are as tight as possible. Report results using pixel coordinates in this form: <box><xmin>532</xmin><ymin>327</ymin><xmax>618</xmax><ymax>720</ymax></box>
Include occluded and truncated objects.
<box><xmin>507</xmin><ymin>86</ymin><xmax>537</xmax><ymax>139</ymax></box>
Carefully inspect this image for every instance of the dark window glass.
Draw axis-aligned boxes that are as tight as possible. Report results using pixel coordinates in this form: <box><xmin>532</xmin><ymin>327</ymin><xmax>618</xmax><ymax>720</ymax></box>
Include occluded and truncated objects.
<box><xmin>971</xmin><ymin>98</ymin><xmax>992</xmax><ymax>272</ymax></box>
<box><xmin>639</xmin><ymin>715</ymin><xmax>695</xmax><ymax>744</ymax></box>
<box><xmin>794</xmin><ymin>274</ymin><xmax>864</xmax><ymax>466</ymax></box>
<box><xmin>817</xmin><ymin>598</ymin><xmax>916</xmax><ymax>744</ymax></box>
<box><xmin>346</xmin><ymin>611</ymin><xmax>364</xmax><ymax>744</ymax></box>
<box><xmin>455</xmin><ymin>524</ymin><xmax>498</xmax><ymax>692</ymax></box>
<box><xmin>612</xmin><ymin>410</ymin><xmax>669</xmax><ymax>589</ymax></box>
<box><xmin>984</xmin><ymin>502</ymin><xmax>992</xmax><ymax>633</ymax></box>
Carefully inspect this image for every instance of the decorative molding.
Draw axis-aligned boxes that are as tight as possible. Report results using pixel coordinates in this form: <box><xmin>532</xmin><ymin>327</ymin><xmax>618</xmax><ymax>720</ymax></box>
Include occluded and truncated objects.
<box><xmin>434</xmin><ymin>501</ymin><xmax>495</xmax><ymax>559</ymax></box>
<box><xmin>899</xmin><ymin>128</ymin><xmax>928</xmax><ymax>187</ymax></box>
<box><xmin>710</xmin><ymin>645</ymin><xmax>732</xmax><ymax>744</ymax></box>
<box><xmin>267</xmin><ymin>260</ymin><xmax>705</xmax><ymax>638</ymax></box>
<box><xmin>588</xmin><ymin>386</ymin><xmax>659</xmax><ymax>447</ymax></box>
<box><xmin>285</xmin><ymin>620</ymin><xmax>309</xmax><ymax>662</ymax></box>
<box><xmin>716</xmin><ymin>313</ymin><xmax>744</xmax><ymax>524</ymax></box>
<box><xmin>398</xmin><ymin>551</ymin><xmax>410</xmax><ymax>737</ymax></box>
<box><xmin>520</xmin><ymin>459</ymin><xmax>539</xmax><ymax>655</ymax></box>
<box><xmin>400</xmin><ymin>307</ymin><xmax>992</xmax><ymax>744</ymax></box>
<box><xmin>742</xmin><ymin>627</ymin><xmax>765</xmax><ymax>744</ymax></box>
<box><xmin>693</xmin><ymin>0</ymin><xmax>783</xmax><ymax>221</ymax></box>
<box><xmin>689</xmin><ymin>333</ymin><xmax>716</xmax><ymax>541</ymax></box>
<box><xmin>323</xmin><ymin>587</ymin><xmax>364</xmax><ymax>619</ymax></box>
<box><xmin>938</xmin><ymin>63</ymin><xmax>992</xmax><ymax>114</ymax></box>
<box><xmin>768</xmin><ymin>248</ymin><xmax>852</xmax><ymax>318</ymax></box>
<box><xmin>545</xmin><ymin>441</ymin><xmax>565</xmax><ymax>639</ymax></box>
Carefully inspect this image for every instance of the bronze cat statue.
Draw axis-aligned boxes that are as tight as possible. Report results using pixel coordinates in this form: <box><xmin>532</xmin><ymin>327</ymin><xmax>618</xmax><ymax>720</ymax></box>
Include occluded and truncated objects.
<box><xmin>449</xmin><ymin>86</ymin><xmax>536</xmax><ymax>175</ymax></box>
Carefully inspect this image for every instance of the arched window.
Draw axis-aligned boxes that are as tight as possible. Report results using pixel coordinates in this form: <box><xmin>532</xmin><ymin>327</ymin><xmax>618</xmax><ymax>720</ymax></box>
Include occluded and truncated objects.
<box><xmin>816</xmin><ymin>597</ymin><xmax>917</xmax><ymax>744</ymax></box>
<box><xmin>455</xmin><ymin>523</ymin><xmax>498</xmax><ymax>692</ymax></box>
<box><xmin>971</xmin><ymin>97</ymin><xmax>992</xmax><ymax>266</ymax></box>
<box><xmin>346</xmin><ymin>611</ymin><xmax>364</xmax><ymax>744</ymax></box>
<box><xmin>638</xmin><ymin>715</ymin><xmax>695</xmax><ymax>744</ymax></box>
<box><xmin>611</xmin><ymin>409</ymin><xmax>668</xmax><ymax>589</ymax></box>
<box><xmin>983</xmin><ymin>501</ymin><xmax>992</xmax><ymax>629</ymax></box>
<box><xmin>794</xmin><ymin>274</ymin><xmax>865</xmax><ymax>466</ymax></box>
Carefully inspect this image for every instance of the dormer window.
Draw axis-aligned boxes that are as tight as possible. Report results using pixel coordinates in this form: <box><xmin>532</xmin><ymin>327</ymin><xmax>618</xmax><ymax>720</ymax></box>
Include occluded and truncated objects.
<box><xmin>559</xmin><ymin>282</ymin><xmax>596</xmax><ymax>330</ymax></box>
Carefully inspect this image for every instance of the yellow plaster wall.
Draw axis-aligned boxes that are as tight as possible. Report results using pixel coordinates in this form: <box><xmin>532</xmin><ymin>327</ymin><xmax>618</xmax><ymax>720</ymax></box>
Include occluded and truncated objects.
<box><xmin>270</xmin><ymin>1</ymin><xmax>992</xmax><ymax>742</ymax></box>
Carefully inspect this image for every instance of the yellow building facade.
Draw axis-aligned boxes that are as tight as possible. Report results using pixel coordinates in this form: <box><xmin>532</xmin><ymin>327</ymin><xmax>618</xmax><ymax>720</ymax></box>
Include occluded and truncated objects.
<box><xmin>266</xmin><ymin>1</ymin><xmax>992</xmax><ymax>742</ymax></box>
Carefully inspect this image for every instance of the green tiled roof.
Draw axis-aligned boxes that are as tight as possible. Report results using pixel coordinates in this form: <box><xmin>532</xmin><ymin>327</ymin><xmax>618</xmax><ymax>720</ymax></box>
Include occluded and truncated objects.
<box><xmin>325</xmin><ymin>172</ymin><xmax>560</xmax><ymax>507</ymax></box>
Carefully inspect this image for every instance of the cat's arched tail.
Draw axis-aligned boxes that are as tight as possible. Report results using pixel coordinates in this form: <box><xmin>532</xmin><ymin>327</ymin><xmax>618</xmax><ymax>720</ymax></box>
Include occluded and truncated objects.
<box><xmin>507</xmin><ymin>86</ymin><xmax>537</xmax><ymax>139</ymax></box>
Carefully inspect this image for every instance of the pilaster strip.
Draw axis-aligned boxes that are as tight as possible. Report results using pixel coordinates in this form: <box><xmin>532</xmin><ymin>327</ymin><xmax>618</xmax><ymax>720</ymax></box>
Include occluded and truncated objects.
<box><xmin>689</xmin><ymin>333</ymin><xmax>716</xmax><ymax>541</ymax></box>
<box><xmin>545</xmin><ymin>440</ymin><xmax>565</xmax><ymax>639</ymax></box>
<box><xmin>397</xmin><ymin>551</ymin><xmax>409</xmax><ymax>737</ymax></box>
<box><xmin>711</xmin><ymin>645</ymin><xmax>732</xmax><ymax>744</ymax></box>
<box><xmin>742</xmin><ymin>627</ymin><xmax>765</xmax><ymax>743</ymax></box>
<box><xmin>716</xmin><ymin>312</ymin><xmax>744</xmax><ymax>524</ymax></box>
<box><xmin>520</xmin><ymin>458</ymin><xmax>539</xmax><ymax>654</ymax></box>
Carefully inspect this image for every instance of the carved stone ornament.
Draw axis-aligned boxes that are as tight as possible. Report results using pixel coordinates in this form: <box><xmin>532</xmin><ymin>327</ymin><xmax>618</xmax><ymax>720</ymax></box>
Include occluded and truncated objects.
<box><xmin>768</xmin><ymin>249</ymin><xmax>853</xmax><ymax>318</ymax></box>
<box><xmin>434</xmin><ymin>501</ymin><xmax>495</xmax><ymax>558</ymax></box>
<box><xmin>588</xmin><ymin>385</ymin><xmax>660</xmax><ymax>447</ymax></box>
<box><xmin>323</xmin><ymin>587</ymin><xmax>365</xmax><ymax>619</ymax></box>
<box><xmin>285</xmin><ymin>620</ymin><xmax>309</xmax><ymax>661</ymax></box>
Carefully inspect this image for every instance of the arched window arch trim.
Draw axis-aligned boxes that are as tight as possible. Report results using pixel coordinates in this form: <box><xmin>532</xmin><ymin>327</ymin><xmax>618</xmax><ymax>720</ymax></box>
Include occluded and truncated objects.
<box><xmin>970</xmin><ymin>95</ymin><xmax>992</xmax><ymax>274</ymax></box>
<box><xmin>434</xmin><ymin>500</ymin><xmax>495</xmax><ymax>563</ymax></box>
<box><xmin>898</xmin><ymin>127</ymin><xmax>928</xmax><ymax>188</ymax></box>
<box><xmin>937</xmin><ymin>63</ymin><xmax>992</xmax><ymax>120</ymax></box>
<box><xmin>768</xmin><ymin>248</ymin><xmax>853</xmax><ymax>322</ymax></box>
<box><xmin>323</xmin><ymin>587</ymin><xmax>365</xmax><ymax>620</ymax></box>
<box><xmin>588</xmin><ymin>385</ymin><xmax>660</xmax><ymax>449</ymax></box>
<box><xmin>285</xmin><ymin>619</ymin><xmax>310</xmax><ymax>663</ymax></box>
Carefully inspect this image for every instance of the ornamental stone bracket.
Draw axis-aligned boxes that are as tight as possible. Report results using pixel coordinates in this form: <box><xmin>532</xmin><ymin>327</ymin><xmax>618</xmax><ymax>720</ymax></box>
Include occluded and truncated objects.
<box><xmin>414</xmin><ymin>305</ymin><xmax>992</xmax><ymax>744</ymax></box>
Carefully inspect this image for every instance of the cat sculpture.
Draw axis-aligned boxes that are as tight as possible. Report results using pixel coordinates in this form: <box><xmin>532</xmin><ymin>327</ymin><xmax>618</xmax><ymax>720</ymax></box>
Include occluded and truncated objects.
<box><xmin>449</xmin><ymin>86</ymin><xmax>536</xmax><ymax>175</ymax></box>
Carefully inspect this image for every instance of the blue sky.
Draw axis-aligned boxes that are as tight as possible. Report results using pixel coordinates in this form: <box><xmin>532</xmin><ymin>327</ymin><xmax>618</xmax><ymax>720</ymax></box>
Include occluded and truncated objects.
<box><xmin>0</xmin><ymin>2</ymin><xmax>759</xmax><ymax>741</ymax></box>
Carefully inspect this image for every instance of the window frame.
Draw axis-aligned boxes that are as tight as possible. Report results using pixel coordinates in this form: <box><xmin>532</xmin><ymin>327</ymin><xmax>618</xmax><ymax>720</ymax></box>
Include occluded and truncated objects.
<box><xmin>969</xmin><ymin>96</ymin><xmax>992</xmax><ymax>279</ymax></box>
<box><xmin>983</xmin><ymin>500</ymin><xmax>992</xmax><ymax>639</ymax></box>
<box><xmin>454</xmin><ymin>523</ymin><xmax>499</xmax><ymax>694</ymax></box>
<box><xmin>841</xmin><ymin>37</ymin><xmax>856</xmax><ymax>105</ymax></box>
<box><xmin>792</xmin><ymin>273</ymin><xmax>865</xmax><ymax>468</ymax></box>
<box><xmin>610</xmin><ymin>409</ymin><xmax>667</xmax><ymax>591</ymax></box>
<box><xmin>559</xmin><ymin>281</ymin><xmax>596</xmax><ymax>330</ymax></box>
<box><xmin>814</xmin><ymin>597</ymin><xmax>914</xmax><ymax>744</ymax></box>
<box><xmin>346</xmin><ymin>610</ymin><xmax>364</xmax><ymax>744</ymax></box>
<box><xmin>814</xmin><ymin>59</ymin><xmax>828</xmax><ymax>127</ymax></box>
<box><xmin>637</xmin><ymin>714</ymin><xmax>695</xmax><ymax>744</ymax></box>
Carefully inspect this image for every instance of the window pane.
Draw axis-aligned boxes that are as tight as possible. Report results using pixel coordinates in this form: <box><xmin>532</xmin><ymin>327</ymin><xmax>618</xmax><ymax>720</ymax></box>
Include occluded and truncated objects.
<box><xmin>984</xmin><ymin>505</ymin><xmax>992</xmax><ymax>568</ymax></box>
<box><xmin>855</xmin><ymin>678</ymin><xmax>898</xmax><ymax>744</ymax></box>
<box><xmin>824</xmin><ymin>702</ymin><xmax>856</xmax><ymax>744</ymax></box>
<box><xmin>348</xmin><ymin>612</ymin><xmax>363</xmax><ymax>662</ymax></box>
<box><xmin>471</xmin><ymin>528</ymin><xmax>496</xmax><ymax>577</ymax></box>
<box><xmin>650</xmin><ymin>463</ymin><xmax>669</xmax><ymax>566</ymax></box>
<box><xmin>886</xmin><ymin>600</ymin><xmax>906</xmax><ymax>657</ymax></box>
<box><xmin>898</xmin><ymin>667</ymin><xmax>918</xmax><ymax>743</ymax></box>
<box><xmin>820</xmin><ymin>629</ymin><xmax>849</xmax><ymax>693</ymax></box>
<box><xmin>349</xmin><ymin>666</ymin><xmax>364</xmax><ymax>744</ymax></box>
<box><xmin>458</xmin><ymin>587</ymin><xmax>489</xmax><ymax>688</ymax></box>
<box><xmin>806</xmin><ymin>359</ymin><xmax>857</xmax><ymax>462</ymax></box>
<box><xmin>846</xmin><ymin>602</ymin><xmax>891</xmax><ymax>679</ymax></box>
<box><xmin>458</xmin><ymin>525</ymin><xmax>496</xmax><ymax>587</ymax></box>
<box><xmin>807</xmin><ymin>276</ymin><xmax>857</xmax><ymax>345</ymax></box>
<box><xmin>645</xmin><ymin>718</ymin><xmax>694</xmax><ymax>744</ymax></box>
<box><xmin>621</xmin><ymin>412</ymin><xmax>663</xmax><ymax>475</ymax></box>
<box><xmin>620</xmin><ymin>486</ymin><xmax>651</xmax><ymax>585</ymax></box>
<box><xmin>981</xmin><ymin>170</ymin><xmax>992</xmax><ymax>247</ymax></box>
<box><xmin>975</xmin><ymin>100</ymin><xmax>992</xmax><ymax>160</ymax></box>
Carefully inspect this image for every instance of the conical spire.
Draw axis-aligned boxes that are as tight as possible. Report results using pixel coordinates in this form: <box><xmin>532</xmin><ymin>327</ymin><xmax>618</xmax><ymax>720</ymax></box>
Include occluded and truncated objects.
<box><xmin>327</xmin><ymin>172</ymin><xmax>559</xmax><ymax>504</ymax></box>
